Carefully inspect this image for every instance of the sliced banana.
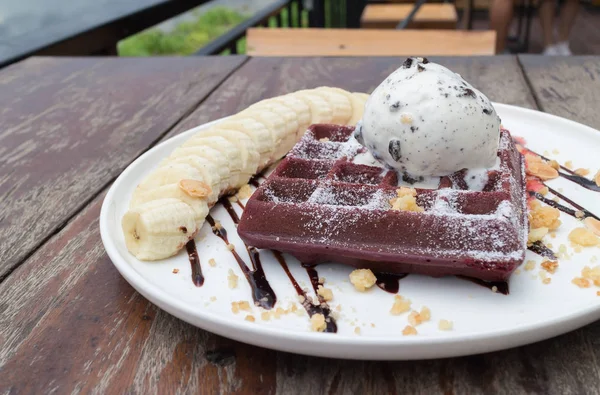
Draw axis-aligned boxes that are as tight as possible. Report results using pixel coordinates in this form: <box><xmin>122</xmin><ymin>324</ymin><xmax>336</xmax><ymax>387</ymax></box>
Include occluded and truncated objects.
<box><xmin>167</xmin><ymin>156</ymin><xmax>224</xmax><ymax>204</ymax></box>
<box><xmin>248</xmin><ymin>100</ymin><xmax>299</xmax><ymax>141</ymax></box>
<box><xmin>214</xmin><ymin>117</ymin><xmax>275</xmax><ymax>168</ymax></box>
<box><xmin>194</xmin><ymin>127</ymin><xmax>260</xmax><ymax>176</ymax></box>
<box><xmin>271</xmin><ymin>94</ymin><xmax>312</xmax><ymax>138</ymax></box>
<box><xmin>292</xmin><ymin>90</ymin><xmax>334</xmax><ymax>125</ymax></box>
<box><xmin>122</xmin><ymin>198</ymin><xmax>198</xmax><ymax>261</ymax></box>
<box><xmin>180</xmin><ymin>135</ymin><xmax>245</xmax><ymax>188</ymax></box>
<box><xmin>170</xmin><ymin>145</ymin><xmax>231</xmax><ymax>192</ymax></box>
<box><xmin>238</xmin><ymin>108</ymin><xmax>294</xmax><ymax>161</ymax></box>
<box><xmin>130</xmin><ymin>184</ymin><xmax>209</xmax><ymax>222</ymax></box>
<box><xmin>312</xmin><ymin>87</ymin><xmax>353</xmax><ymax>125</ymax></box>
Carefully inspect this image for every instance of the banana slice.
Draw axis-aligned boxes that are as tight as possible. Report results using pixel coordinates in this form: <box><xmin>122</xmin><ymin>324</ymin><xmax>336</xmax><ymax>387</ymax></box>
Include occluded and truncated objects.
<box><xmin>122</xmin><ymin>198</ymin><xmax>198</xmax><ymax>261</ymax></box>
<box><xmin>292</xmin><ymin>90</ymin><xmax>334</xmax><ymax>125</ymax></box>
<box><xmin>180</xmin><ymin>135</ymin><xmax>245</xmax><ymax>188</ymax></box>
<box><xmin>272</xmin><ymin>94</ymin><xmax>312</xmax><ymax>138</ymax></box>
<box><xmin>312</xmin><ymin>87</ymin><xmax>353</xmax><ymax>125</ymax></box>
<box><xmin>130</xmin><ymin>184</ymin><xmax>210</xmax><ymax>222</ymax></box>
<box><xmin>352</xmin><ymin>92</ymin><xmax>370</xmax><ymax>102</ymax></box>
<box><xmin>194</xmin><ymin>127</ymin><xmax>260</xmax><ymax>176</ymax></box>
<box><xmin>238</xmin><ymin>108</ymin><xmax>294</xmax><ymax>162</ymax></box>
<box><xmin>248</xmin><ymin>100</ymin><xmax>299</xmax><ymax>141</ymax></box>
<box><xmin>169</xmin><ymin>145</ymin><xmax>231</xmax><ymax>192</ymax></box>
<box><xmin>214</xmin><ymin>117</ymin><xmax>275</xmax><ymax>168</ymax></box>
<box><xmin>166</xmin><ymin>156</ymin><xmax>224</xmax><ymax>204</ymax></box>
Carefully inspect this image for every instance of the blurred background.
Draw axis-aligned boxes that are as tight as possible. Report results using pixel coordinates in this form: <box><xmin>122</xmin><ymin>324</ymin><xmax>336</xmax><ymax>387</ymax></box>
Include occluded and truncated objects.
<box><xmin>1</xmin><ymin>0</ymin><xmax>599</xmax><ymax>67</ymax></box>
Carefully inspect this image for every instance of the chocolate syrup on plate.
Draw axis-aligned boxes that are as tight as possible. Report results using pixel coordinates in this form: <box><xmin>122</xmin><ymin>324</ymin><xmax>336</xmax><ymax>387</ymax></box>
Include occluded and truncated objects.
<box><xmin>206</xmin><ymin>213</ymin><xmax>276</xmax><ymax>309</ymax></box>
<box><xmin>374</xmin><ymin>272</ymin><xmax>408</xmax><ymax>293</ymax></box>
<box><xmin>276</xmin><ymin>254</ymin><xmax>337</xmax><ymax>333</ymax></box>
<box><xmin>527</xmin><ymin>241</ymin><xmax>558</xmax><ymax>261</ymax></box>
<box><xmin>185</xmin><ymin>240</ymin><xmax>204</xmax><ymax>287</ymax></box>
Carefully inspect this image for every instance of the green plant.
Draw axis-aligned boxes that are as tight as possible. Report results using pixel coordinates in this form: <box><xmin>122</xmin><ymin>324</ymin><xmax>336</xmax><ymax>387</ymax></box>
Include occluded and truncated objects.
<box><xmin>118</xmin><ymin>7</ymin><xmax>248</xmax><ymax>56</ymax></box>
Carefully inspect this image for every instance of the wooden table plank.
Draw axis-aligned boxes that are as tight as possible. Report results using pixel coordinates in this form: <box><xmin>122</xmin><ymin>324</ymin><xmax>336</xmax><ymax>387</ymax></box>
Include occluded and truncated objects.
<box><xmin>3</xmin><ymin>56</ymin><xmax>599</xmax><ymax>394</ymax></box>
<box><xmin>0</xmin><ymin>56</ymin><xmax>247</xmax><ymax>280</ymax></box>
<box><xmin>518</xmin><ymin>55</ymin><xmax>600</xmax><ymax>129</ymax></box>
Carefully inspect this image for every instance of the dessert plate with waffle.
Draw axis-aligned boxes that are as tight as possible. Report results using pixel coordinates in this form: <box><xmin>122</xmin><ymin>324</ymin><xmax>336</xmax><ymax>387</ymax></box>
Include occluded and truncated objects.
<box><xmin>100</xmin><ymin>57</ymin><xmax>600</xmax><ymax>360</ymax></box>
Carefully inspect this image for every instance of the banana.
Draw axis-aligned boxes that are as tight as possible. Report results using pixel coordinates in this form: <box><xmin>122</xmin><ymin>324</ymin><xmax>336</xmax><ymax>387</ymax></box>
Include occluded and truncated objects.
<box><xmin>179</xmin><ymin>135</ymin><xmax>246</xmax><ymax>188</ymax></box>
<box><xmin>248</xmin><ymin>100</ymin><xmax>299</xmax><ymax>142</ymax></box>
<box><xmin>237</xmin><ymin>108</ymin><xmax>295</xmax><ymax>161</ymax></box>
<box><xmin>272</xmin><ymin>94</ymin><xmax>311</xmax><ymax>139</ymax></box>
<box><xmin>194</xmin><ymin>127</ymin><xmax>260</xmax><ymax>176</ymax></box>
<box><xmin>213</xmin><ymin>117</ymin><xmax>275</xmax><ymax>168</ymax></box>
<box><xmin>292</xmin><ymin>90</ymin><xmax>334</xmax><ymax>125</ymax></box>
<box><xmin>130</xmin><ymin>184</ymin><xmax>210</xmax><ymax>222</ymax></box>
<box><xmin>312</xmin><ymin>87</ymin><xmax>353</xmax><ymax>125</ymax></box>
<box><xmin>169</xmin><ymin>146</ymin><xmax>232</xmax><ymax>192</ymax></box>
<box><xmin>122</xmin><ymin>198</ymin><xmax>198</xmax><ymax>261</ymax></box>
<box><xmin>166</xmin><ymin>156</ymin><xmax>224</xmax><ymax>203</ymax></box>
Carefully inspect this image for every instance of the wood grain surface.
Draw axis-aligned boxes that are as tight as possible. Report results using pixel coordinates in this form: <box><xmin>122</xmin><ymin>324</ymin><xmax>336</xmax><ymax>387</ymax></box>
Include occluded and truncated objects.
<box><xmin>0</xmin><ymin>56</ymin><xmax>247</xmax><ymax>280</ymax></box>
<box><xmin>1</xmin><ymin>56</ymin><xmax>599</xmax><ymax>395</ymax></box>
<box><xmin>518</xmin><ymin>55</ymin><xmax>600</xmax><ymax>129</ymax></box>
<box><xmin>245</xmin><ymin>29</ymin><xmax>497</xmax><ymax>57</ymax></box>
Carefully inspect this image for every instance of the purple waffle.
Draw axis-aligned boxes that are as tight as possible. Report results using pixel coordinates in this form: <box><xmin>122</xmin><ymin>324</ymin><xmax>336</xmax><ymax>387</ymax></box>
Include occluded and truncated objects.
<box><xmin>237</xmin><ymin>124</ymin><xmax>528</xmax><ymax>282</ymax></box>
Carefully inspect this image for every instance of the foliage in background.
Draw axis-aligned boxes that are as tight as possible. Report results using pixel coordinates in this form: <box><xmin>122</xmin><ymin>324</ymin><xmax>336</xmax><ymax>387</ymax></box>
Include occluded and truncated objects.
<box><xmin>118</xmin><ymin>7</ymin><xmax>247</xmax><ymax>56</ymax></box>
<box><xmin>118</xmin><ymin>1</ymin><xmax>311</xmax><ymax>56</ymax></box>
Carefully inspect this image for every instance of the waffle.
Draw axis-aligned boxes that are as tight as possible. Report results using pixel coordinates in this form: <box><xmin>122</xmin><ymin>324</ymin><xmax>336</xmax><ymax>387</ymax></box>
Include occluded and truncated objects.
<box><xmin>238</xmin><ymin>125</ymin><xmax>528</xmax><ymax>282</ymax></box>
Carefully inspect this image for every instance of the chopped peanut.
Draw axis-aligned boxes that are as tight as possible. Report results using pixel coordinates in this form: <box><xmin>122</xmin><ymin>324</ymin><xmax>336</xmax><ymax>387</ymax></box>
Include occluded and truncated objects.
<box><xmin>541</xmin><ymin>260</ymin><xmax>558</xmax><ymax>274</ymax></box>
<box><xmin>390</xmin><ymin>295</ymin><xmax>412</xmax><ymax>315</ymax></box>
<box><xmin>349</xmin><ymin>269</ymin><xmax>377</xmax><ymax>292</ymax></box>
<box><xmin>529</xmin><ymin>201</ymin><xmax>561</xmax><ymax>230</ymax></box>
<box><xmin>179</xmin><ymin>179</ymin><xmax>211</xmax><ymax>198</ymax></box>
<box><xmin>584</xmin><ymin>217</ymin><xmax>600</xmax><ymax>236</ymax></box>
<box><xmin>390</xmin><ymin>187</ymin><xmax>424</xmax><ymax>212</ymax></box>
<box><xmin>402</xmin><ymin>325</ymin><xmax>418</xmax><ymax>336</ymax></box>
<box><xmin>438</xmin><ymin>319</ymin><xmax>453</xmax><ymax>331</ymax></box>
<box><xmin>528</xmin><ymin>227</ymin><xmax>549</xmax><ymax>245</ymax></box>
<box><xmin>317</xmin><ymin>285</ymin><xmax>334</xmax><ymax>301</ymax></box>
<box><xmin>569</xmin><ymin>228</ymin><xmax>599</xmax><ymax>247</ymax></box>
<box><xmin>310</xmin><ymin>314</ymin><xmax>326</xmax><ymax>332</ymax></box>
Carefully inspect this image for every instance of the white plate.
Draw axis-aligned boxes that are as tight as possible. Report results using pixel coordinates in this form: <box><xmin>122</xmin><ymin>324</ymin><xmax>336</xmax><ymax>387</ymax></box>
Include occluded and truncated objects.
<box><xmin>100</xmin><ymin>104</ymin><xmax>600</xmax><ymax>360</ymax></box>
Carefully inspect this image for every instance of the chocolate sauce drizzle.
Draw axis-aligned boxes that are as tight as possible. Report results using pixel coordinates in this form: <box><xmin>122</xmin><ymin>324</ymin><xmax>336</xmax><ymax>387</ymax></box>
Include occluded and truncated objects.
<box><xmin>275</xmin><ymin>253</ymin><xmax>337</xmax><ymax>332</ymax></box>
<box><xmin>374</xmin><ymin>272</ymin><xmax>408</xmax><ymax>293</ymax></box>
<box><xmin>527</xmin><ymin>241</ymin><xmax>558</xmax><ymax>260</ymax></box>
<box><xmin>206</xmin><ymin>213</ymin><xmax>276</xmax><ymax>309</ymax></box>
<box><xmin>457</xmin><ymin>276</ymin><xmax>509</xmax><ymax>295</ymax></box>
<box><xmin>185</xmin><ymin>240</ymin><xmax>204</xmax><ymax>287</ymax></box>
<box><xmin>526</xmin><ymin>148</ymin><xmax>600</xmax><ymax>192</ymax></box>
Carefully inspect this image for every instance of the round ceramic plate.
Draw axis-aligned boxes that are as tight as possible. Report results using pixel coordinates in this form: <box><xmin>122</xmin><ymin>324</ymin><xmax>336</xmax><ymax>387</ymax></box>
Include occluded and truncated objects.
<box><xmin>100</xmin><ymin>103</ymin><xmax>600</xmax><ymax>360</ymax></box>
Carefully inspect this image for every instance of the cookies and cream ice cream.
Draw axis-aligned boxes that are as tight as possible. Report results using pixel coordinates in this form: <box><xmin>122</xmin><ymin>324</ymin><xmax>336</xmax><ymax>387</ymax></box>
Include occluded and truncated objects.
<box><xmin>354</xmin><ymin>57</ymin><xmax>501</xmax><ymax>179</ymax></box>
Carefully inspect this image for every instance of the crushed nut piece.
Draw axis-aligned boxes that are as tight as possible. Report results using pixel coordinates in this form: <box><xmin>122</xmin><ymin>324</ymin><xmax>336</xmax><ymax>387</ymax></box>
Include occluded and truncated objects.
<box><xmin>492</xmin><ymin>286</ymin><xmax>498</xmax><ymax>293</ymax></box>
<box><xmin>208</xmin><ymin>258</ymin><xmax>216</xmax><ymax>267</ymax></box>
<box><xmin>525</xmin><ymin>154</ymin><xmax>559</xmax><ymax>180</ymax></box>
<box><xmin>172</xmin><ymin>268</ymin><xmax>179</xmax><ymax>274</ymax></box>
<box><xmin>543</xmin><ymin>278</ymin><xmax>551</xmax><ymax>284</ymax></box>
<box><xmin>548</xmin><ymin>160</ymin><xmax>560</xmax><ymax>170</ymax></box>
<box><xmin>261</xmin><ymin>311</ymin><xmax>271</xmax><ymax>321</ymax></box>
<box><xmin>354</xmin><ymin>327</ymin><xmax>361</xmax><ymax>335</ymax></box>
<box><xmin>572</xmin><ymin>278</ymin><xmax>591</xmax><ymax>288</ymax></box>
<box><xmin>539</xmin><ymin>186</ymin><xmax>549</xmax><ymax>195</ymax></box>
<box><xmin>524</xmin><ymin>260</ymin><xmax>536</xmax><ymax>271</ymax></box>
<box><xmin>400</xmin><ymin>113</ymin><xmax>413</xmax><ymax>124</ymax></box>
<box><xmin>402</xmin><ymin>325</ymin><xmax>418</xmax><ymax>336</ymax></box>
<box><xmin>552</xmin><ymin>149</ymin><xmax>560</xmax><ymax>155</ymax></box>
<box><xmin>528</xmin><ymin>227</ymin><xmax>549</xmax><ymax>245</ymax></box>
<box><xmin>236</xmin><ymin>184</ymin><xmax>254</xmax><ymax>200</ymax></box>
<box><xmin>349</xmin><ymin>269</ymin><xmax>377</xmax><ymax>292</ymax></box>
<box><xmin>584</xmin><ymin>217</ymin><xmax>600</xmax><ymax>236</ymax></box>
<box><xmin>318</xmin><ymin>277</ymin><xmax>326</xmax><ymax>285</ymax></box>
<box><xmin>595</xmin><ymin>170</ymin><xmax>600</xmax><ymax>187</ymax></box>
<box><xmin>317</xmin><ymin>285</ymin><xmax>333</xmax><ymax>301</ymax></box>
<box><xmin>408</xmin><ymin>307</ymin><xmax>431</xmax><ymax>326</ymax></box>
<box><xmin>565</xmin><ymin>160</ymin><xmax>573</xmax><ymax>169</ymax></box>
<box><xmin>575</xmin><ymin>210</ymin><xmax>585</xmax><ymax>219</ymax></box>
<box><xmin>438</xmin><ymin>319</ymin><xmax>453</xmax><ymax>331</ymax></box>
<box><xmin>390</xmin><ymin>187</ymin><xmax>424</xmax><ymax>212</ymax></box>
<box><xmin>335</xmin><ymin>304</ymin><xmax>342</xmax><ymax>312</ymax></box>
<box><xmin>231</xmin><ymin>302</ymin><xmax>240</xmax><ymax>314</ymax></box>
<box><xmin>179</xmin><ymin>179</ymin><xmax>211</xmax><ymax>198</ymax></box>
<box><xmin>310</xmin><ymin>314</ymin><xmax>326</xmax><ymax>332</ymax></box>
<box><xmin>541</xmin><ymin>260</ymin><xmax>558</xmax><ymax>274</ymax></box>
<box><xmin>238</xmin><ymin>301</ymin><xmax>251</xmax><ymax>311</ymax></box>
<box><xmin>228</xmin><ymin>269</ymin><xmax>239</xmax><ymax>289</ymax></box>
<box><xmin>575</xmin><ymin>168</ymin><xmax>590</xmax><ymax>176</ymax></box>
<box><xmin>529</xmin><ymin>200</ymin><xmax>561</xmax><ymax>230</ymax></box>
<box><xmin>245</xmin><ymin>315</ymin><xmax>255</xmax><ymax>322</ymax></box>
<box><xmin>210</xmin><ymin>296</ymin><xmax>217</xmax><ymax>302</ymax></box>
<box><xmin>390</xmin><ymin>295</ymin><xmax>412</xmax><ymax>315</ymax></box>
<box><xmin>569</xmin><ymin>228</ymin><xmax>599</xmax><ymax>247</ymax></box>
<box><xmin>226</xmin><ymin>243</ymin><xmax>235</xmax><ymax>251</ymax></box>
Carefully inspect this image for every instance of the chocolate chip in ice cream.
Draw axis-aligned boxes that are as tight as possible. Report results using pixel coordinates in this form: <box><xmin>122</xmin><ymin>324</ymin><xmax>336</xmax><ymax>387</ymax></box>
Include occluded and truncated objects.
<box><xmin>388</xmin><ymin>139</ymin><xmax>402</xmax><ymax>161</ymax></box>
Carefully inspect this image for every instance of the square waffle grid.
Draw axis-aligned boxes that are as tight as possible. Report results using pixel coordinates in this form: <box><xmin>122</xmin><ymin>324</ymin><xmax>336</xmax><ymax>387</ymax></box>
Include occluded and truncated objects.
<box><xmin>238</xmin><ymin>125</ymin><xmax>528</xmax><ymax>282</ymax></box>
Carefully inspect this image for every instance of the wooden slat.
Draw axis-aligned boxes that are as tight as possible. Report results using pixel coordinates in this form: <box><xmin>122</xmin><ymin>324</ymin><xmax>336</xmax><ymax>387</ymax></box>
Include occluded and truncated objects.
<box><xmin>361</xmin><ymin>4</ymin><xmax>458</xmax><ymax>29</ymax></box>
<box><xmin>518</xmin><ymin>55</ymin><xmax>600</xmax><ymax>129</ymax></box>
<box><xmin>246</xmin><ymin>28</ymin><xmax>496</xmax><ymax>56</ymax></box>
<box><xmin>0</xmin><ymin>57</ymin><xmax>559</xmax><ymax>394</ymax></box>
<box><xmin>0</xmin><ymin>56</ymin><xmax>247</xmax><ymax>280</ymax></box>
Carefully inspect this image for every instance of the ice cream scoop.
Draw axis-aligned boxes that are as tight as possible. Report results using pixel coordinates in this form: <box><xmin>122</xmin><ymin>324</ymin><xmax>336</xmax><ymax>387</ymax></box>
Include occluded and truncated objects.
<box><xmin>355</xmin><ymin>57</ymin><xmax>501</xmax><ymax>180</ymax></box>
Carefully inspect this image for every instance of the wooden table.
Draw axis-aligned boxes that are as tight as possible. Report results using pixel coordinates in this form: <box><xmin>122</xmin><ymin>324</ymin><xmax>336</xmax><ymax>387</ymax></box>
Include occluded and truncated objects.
<box><xmin>1</xmin><ymin>55</ymin><xmax>599</xmax><ymax>394</ymax></box>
